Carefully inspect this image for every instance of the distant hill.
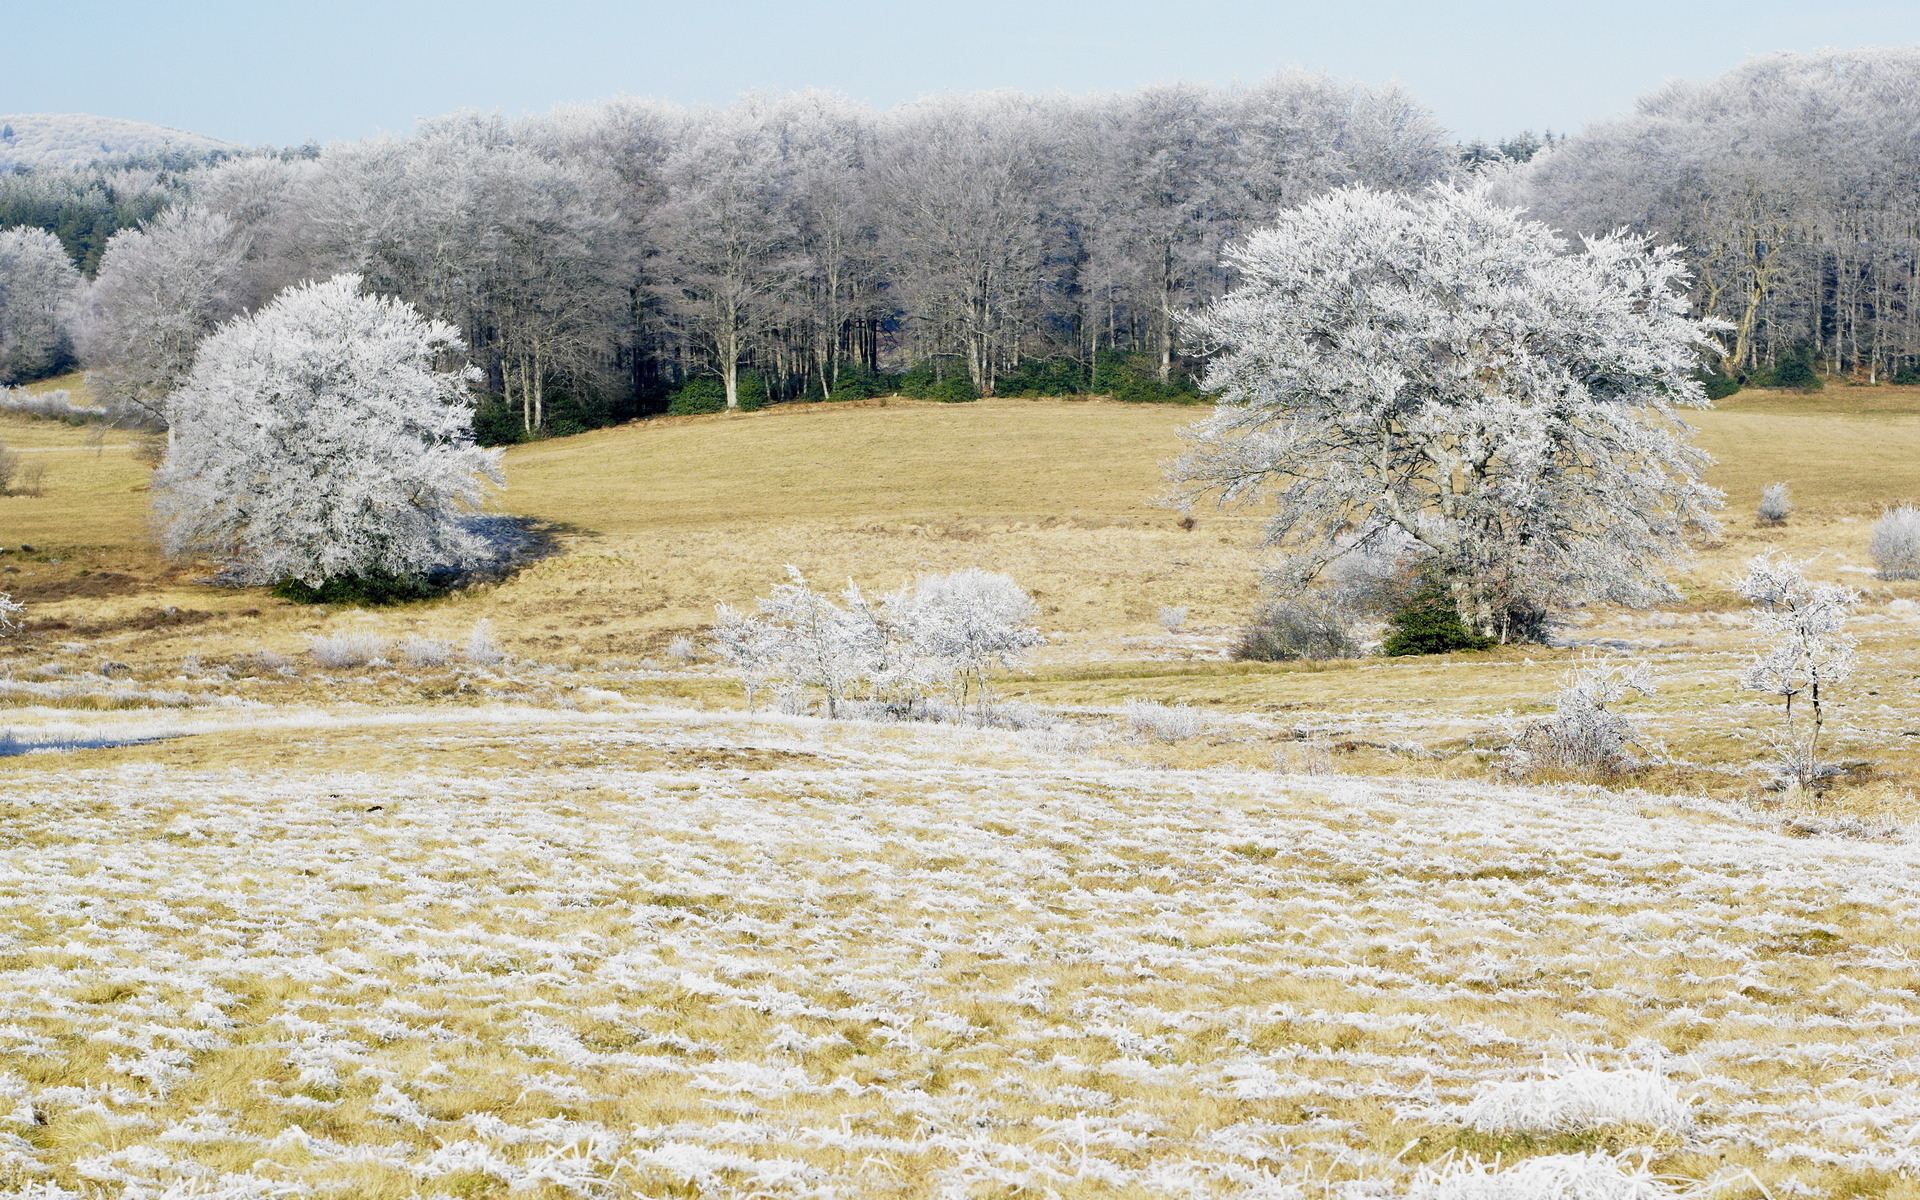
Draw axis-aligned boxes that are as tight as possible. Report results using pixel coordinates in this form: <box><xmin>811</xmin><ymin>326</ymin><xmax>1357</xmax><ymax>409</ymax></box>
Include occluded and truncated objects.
<box><xmin>0</xmin><ymin>113</ymin><xmax>233</xmax><ymax>170</ymax></box>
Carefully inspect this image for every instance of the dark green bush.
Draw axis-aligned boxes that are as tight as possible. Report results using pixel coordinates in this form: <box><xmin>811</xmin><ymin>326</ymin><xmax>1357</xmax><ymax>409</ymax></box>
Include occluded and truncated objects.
<box><xmin>273</xmin><ymin>572</ymin><xmax>448</xmax><ymax>606</ymax></box>
<box><xmin>1093</xmin><ymin>351</ymin><xmax>1207</xmax><ymax>404</ymax></box>
<box><xmin>666</xmin><ymin>378</ymin><xmax>726</xmax><ymax>415</ymax></box>
<box><xmin>1894</xmin><ymin>364</ymin><xmax>1920</xmax><ymax>386</ymax></box>
<box><xmin>1760</xmin><ymin>348</ymin><xmax>1823</xmax><ymax>392</ymax></box>
<box><xmin>1380</xmin><ymin>578</ymin><xmax>1495</xmax><ymax>656</ymax></box>
<box><xmin>898</xmin><ymin>359</ymin><xmax>978</xmax><ymax>402</ymax></box>
<box><xmin>1696</xmin><ymin>367</ymin><xmax>1740</xmax><ymax>400</ymax></box>
<box><xmin>996</xmin><ymin>357</ymin><xmax>1089</xmax><ymax>398</ymax></box>
<box><xmin>828</xmin><ymin>362</ymin><xmax>893</xmax><ymax>402</ymax></box>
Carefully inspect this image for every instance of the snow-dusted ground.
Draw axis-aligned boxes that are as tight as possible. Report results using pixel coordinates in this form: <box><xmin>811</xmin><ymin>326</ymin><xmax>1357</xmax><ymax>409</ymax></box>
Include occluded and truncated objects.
<box><xmin>1</xmin><ymin>703</ymin><xmax>1919</xmax><ymax>1197</ymax></box>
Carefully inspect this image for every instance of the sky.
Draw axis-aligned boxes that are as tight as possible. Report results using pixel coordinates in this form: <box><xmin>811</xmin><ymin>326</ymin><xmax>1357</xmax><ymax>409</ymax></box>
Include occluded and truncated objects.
<box><xmin>6</xmin><ymin>0</ymin><xmax>1920</xmax><ymax>146</ymax></box>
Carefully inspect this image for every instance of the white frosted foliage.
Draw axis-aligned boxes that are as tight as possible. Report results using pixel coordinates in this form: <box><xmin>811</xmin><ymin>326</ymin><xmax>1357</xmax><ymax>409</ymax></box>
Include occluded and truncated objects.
<box><xmin>154</xmin><ymin>274</ymin><xmax>503</xmax><ymax>586</ymax></box>
<box><xmin>1174</xmin><ymin>185</ymin><xmax>1725</xmax><ymax>640</ymax></box>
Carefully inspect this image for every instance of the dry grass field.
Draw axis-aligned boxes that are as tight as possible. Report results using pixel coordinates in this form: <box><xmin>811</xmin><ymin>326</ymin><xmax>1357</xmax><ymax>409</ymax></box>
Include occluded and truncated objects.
<box><xmin>6</xmin><ymin>382</ymin><xmax>1920</xmax><ymax>1196</ymax></box>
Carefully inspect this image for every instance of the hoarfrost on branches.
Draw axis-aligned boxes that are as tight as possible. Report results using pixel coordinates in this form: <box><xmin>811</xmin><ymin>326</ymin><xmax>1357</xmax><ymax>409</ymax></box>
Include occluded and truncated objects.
<box><xmin>1172</xmin><ymin>185</ymin><xmax>1725</xmax><ymax>642</ymax></box>
<box><xmin>711</xmin><ymin>567</ymin><xmax>1041</xmax><ymax>720</ymax></box>
<box><xmin>0</xmin><ymin>227</ymin><xmax>82</xmax><ymax>384</ymax></box>
<box><xmin>1732</xmin><ymin>551</ymin><xmax>1859</xmax><ymax>788</ymax></box>
<box><xmin>153</xmin><ymin>274</ymin><xmax>504</xmax><ymax>587</ymax></box>
<box><xmin>1757</xmin><ymin>481</ymin><xmax>1791</xmax><ymax>524</ymax></box>
<box><xmin>1503</xmin><ymin>661</ymin><xmax>1655</xmax><ymax>779</ymax></box>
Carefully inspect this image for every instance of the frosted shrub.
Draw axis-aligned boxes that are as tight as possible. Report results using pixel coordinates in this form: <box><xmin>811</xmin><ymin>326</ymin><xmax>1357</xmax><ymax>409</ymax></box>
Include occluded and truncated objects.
<box><xmin>1505</xmin><ymin>662</ymin><xmax>1653</xmax><ymax>778</ymax></box>
<box><xmin>398</xmin><ymin>637</ymin><xmax>455</xmax><ymax>668</ymax></box>
<box><xmin>1758</xmin><ymin>481</ymin><xmax>1791</xmax><ymax>524</ymax></box>
<box><xmin>1869</xmin><ymin>505</ymin><xmax>1920</xmax><ymax>580</ymax></box>
<box><xmin>889</xmin><ymin>568</ymin><xmax>1043</xmax><ymax>714</ymax></box>
<box><xmin>665</xmin><ymin>636</ymin><xmax>696</xmax><ymax>662</ymax></box>
<box><xmin>1124</xmin><ymin>700</ymin><xmax>1207</xmax><ymax>743</ymax></box>
<box><xmin>1407</xmin><ymin>1152</ymin><xmax>1688</xmax><ymax>1200</ymax></box>
<box><xmin>248</xmin><ymin>649</ymin><xmax>291</xmax><ymax>675</ymax></box>
<box><xmin>1156</xmin><ymin>606</ymin><xmax>1188</xmax><ymax>633</ymax></box>
<box><xmin>465</xmin><ymin>619</ymin><xmax>505</xmax><ymax>666</ymax></box>
<box><xmin>0</xmin><ymin>592</ymin><xmax>20</xmax><ymax>634</ymax></box>
<box><xmin>1458</xmin><ymin>1063</ymin><xmax>1693</xmax><ymax>1136</ymax></box>
<box><xmin>1233</xmin><ymin>600</ymin><xmax>1359</xmax><ymax>661</ymax></box>
<box><xmin>712</xmin><ymin>568</ymin><xmax>878</xmax><ymax>718</ymax></box>
<box><xmin>308</xmin><ymin>631</ymin><xmax>388</xmax><ymax>669</ymax></box>
<box><xmin>711</xmin><ymin>567</ymin><xmax>1041</xmax><ymax>720</ymax></box>
<box><xmin>1734</xmin><ymin>552</ymin><xmax>1859</xmax><ymax>788</ymax></box>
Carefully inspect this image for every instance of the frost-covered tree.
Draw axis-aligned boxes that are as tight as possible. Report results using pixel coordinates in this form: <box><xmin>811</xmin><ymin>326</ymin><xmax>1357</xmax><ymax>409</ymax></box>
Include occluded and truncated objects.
<box><xmin>0</xmin><ymin>591</ymin><xmax>21</xmax><ymax>634</ymax></box>
<box><xmin>711</xmin><ymin>567</ymin><xmax>1041</xmax><ymax>720</ymax></box>
<box><xmin>80</xmin><ymin>206</ymin><xmax>249</xmax><ymax>430</ymax></box>
<box><xmin>1172</xmin><ymin>185</ymin><xmax>1726</xmax><ymax>641</ymax></box>
<box><xmin>1733</xmin><ymin>552</ymin><xmax>1859</xmax><ymax>788</ymax></box>
<box><xmin>0</xmin><ymin>227</ymin><xmax>82</xmax><ymax>383</ymax></box>
<box><xmin>154</xmin><ymin>274</ymin><xmax>503</xmax><ymax>587</ymax></box>
<box><xmin>711</xmin><ymin>568</ymin><xmax>879</xmax><ymax>717</ymax></box>
<box><xmin>887</xmin><ymin>568</ymin><xmax>1042</xmax><ymax>713</ymax></box>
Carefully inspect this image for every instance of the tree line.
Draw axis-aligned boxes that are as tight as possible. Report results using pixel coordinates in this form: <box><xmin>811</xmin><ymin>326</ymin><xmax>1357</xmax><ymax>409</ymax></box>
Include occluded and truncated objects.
<box><xmin>1509</xmin><ymin>46</ymin><xmax>1920</xmax><ymax>384</ymax></box>
<box><xmin>0</xmin><ymin>76</ymin><xmax>1450</xmax><ymax>437</ymax></box>
<box><xmin>6</xmin><ymin>48</ymin><xmax>1919</xmax><ymax>435</ymax></box>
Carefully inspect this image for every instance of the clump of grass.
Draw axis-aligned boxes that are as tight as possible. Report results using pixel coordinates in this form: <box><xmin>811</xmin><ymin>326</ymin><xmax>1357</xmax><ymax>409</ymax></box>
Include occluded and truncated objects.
<box><xmin>308</xmin><ymin>631</ymin><xmax>388</xmax><ymax>669</ymax></box>
<box><xmin>1123</xmin><ymin>699</ymin><xmax>1206</xmax><ymax>742</ymax></box>
<box><xmin>398</xmin><ymin>637</ymin><xmax>455</xmax><ymax>668</ymax></box>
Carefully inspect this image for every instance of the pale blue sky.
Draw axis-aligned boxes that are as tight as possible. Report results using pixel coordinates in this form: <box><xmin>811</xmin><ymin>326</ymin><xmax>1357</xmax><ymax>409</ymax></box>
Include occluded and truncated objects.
<box><xmin>8</xmin><ymin>0</ymin><xmax>1919</xmax><ymax>146</ymax></box>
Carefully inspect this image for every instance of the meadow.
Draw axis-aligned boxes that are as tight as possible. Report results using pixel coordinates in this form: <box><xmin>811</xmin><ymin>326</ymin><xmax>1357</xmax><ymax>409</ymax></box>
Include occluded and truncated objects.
<box><xmin>4</xmin><ymin>385</ymin><xmax>1920</xmax><ymax>1196</ymax></box>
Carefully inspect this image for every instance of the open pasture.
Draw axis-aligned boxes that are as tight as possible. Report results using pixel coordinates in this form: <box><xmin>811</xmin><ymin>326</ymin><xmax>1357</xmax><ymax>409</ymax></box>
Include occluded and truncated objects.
<box><xmin>4</xmin><ymin>705</ymin><xmax>1920</xmax><ymax>1196</ymax></box>
<box><xmin>7</xmin><ymin>388</ymin><xmax>1920</xmax><ymax>1194</ymax></box>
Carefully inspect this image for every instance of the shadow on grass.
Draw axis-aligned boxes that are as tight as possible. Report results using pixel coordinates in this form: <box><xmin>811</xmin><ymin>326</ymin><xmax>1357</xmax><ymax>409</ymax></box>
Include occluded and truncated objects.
<box><xmin>0</xmin><ymin>731</ymin><xmax>175</xmax><ymax>757</ymax></box>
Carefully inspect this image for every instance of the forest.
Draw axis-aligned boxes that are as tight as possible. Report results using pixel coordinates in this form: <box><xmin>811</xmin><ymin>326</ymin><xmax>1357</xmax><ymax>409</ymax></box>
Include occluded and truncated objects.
<box><xmin>1</xmin><ymin>47</ymin><xmax>1916</xmax><ymax>442</ymax></box>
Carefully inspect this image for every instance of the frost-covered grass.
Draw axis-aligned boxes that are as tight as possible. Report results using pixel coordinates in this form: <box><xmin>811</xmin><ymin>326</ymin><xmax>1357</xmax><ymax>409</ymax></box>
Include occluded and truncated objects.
<box><xmin>0</xmin><ymin>704</ymin><xmax>1919</xmax><ymax>1195</ymax></box>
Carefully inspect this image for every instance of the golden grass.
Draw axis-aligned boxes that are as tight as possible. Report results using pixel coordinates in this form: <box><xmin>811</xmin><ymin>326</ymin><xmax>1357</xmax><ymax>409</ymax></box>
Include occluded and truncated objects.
<box><xmin>0</xmin><ymin>382</ymin><xmax>1917</xmax><ymax>1194</ymax></box>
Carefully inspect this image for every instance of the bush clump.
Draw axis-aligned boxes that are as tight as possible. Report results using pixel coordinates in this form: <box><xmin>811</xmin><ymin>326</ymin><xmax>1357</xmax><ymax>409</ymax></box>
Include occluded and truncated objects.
<box><xmin>996</xmin><ymin>357</ymin><xmax>1089</xmax><ymax>398</ymax></box>
<box><xmin>308</xmin><ymin>631</ymin><xmax>389</xmax><ymax>669</ymax></box>
<box><xmin>1380</xmin><ymin>578</ymin><xmax>1494</xmax><ymax>656</ymax></box>
<box><xmin>273</xmin><ymin>571</ymin><xmax>447</xmax><ymax>606</ymax></box>
<box><xmin>1760</xmin><ymin>346</ymin><xmax>1823</xmax><ymax>392</ymax></box>
<box><xmin>1092</xmin><ymin>351</ymin><xmax>1207</xmax><ymax>404</ymax></box>
<box><xmin>667</xmin><ymin>372</ymin><xmax>766</xmax><ymax>414</ymax></box>
<box><xmin>1504</xmin><ymin>663</ymin><xmax>1654</xmax><ymax>779</ymax></box>
<box><xmin>1123</xmin><ymin>700</ymin><xmax>1207</xmax><ymax>743</ymax></box>
<box><xmin>898</xmin><ymin>359</ymin><xmax>978</xmax><ymax>403</ymax></box>
<box><xmin>1233</xmin><ymin>601</ymin><xmax>1359</xmax><ymax>661</ymax></box>
<box><xmin>827</xmin><ymin>363</ymin><xmax>895</xmax><ymax>403</ymax></box>
<box><xmin>1695</xmin><ymin>365</ymin><xmax>1740</xmax><ymax>400</ymax></box>
<box><xmin>1870</xmin><ymin>506</ymin><xmax>1920</xmax><ymax>580</ymax></box>
<box><xmin>1758</xmin><ymin>481</ymin><xmax>1791</xmax><ymax>524</ymax></box>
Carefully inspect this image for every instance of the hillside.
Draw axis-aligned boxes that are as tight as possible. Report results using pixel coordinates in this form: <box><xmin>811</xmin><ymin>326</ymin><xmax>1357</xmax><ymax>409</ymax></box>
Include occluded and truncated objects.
<box><xmin>3</xmin><ymin>391</ymin><xmax>1920</xmax><ymax>1194</ymax></box>
<box><xmin>0</xmin><ymin>112</ymin><xmax>233</xmax><ymax>169</ymax></box>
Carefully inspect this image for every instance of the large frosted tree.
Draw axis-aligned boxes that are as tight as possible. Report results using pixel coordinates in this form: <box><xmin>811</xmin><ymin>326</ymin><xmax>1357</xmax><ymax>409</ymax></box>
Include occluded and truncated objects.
<box><xmin>155</xmin><ymin>274</ymin><xmax>503</xmax><ymax>587</ymax></box>
<box><xmin>0</xmin><ymin>227</ymin><xmax>82</xmax><ymax>383</ymax></box>
<box><xmin>1173</xmin><ymin>185</ymin><xmax>1726</xmax><ymax>641</ymax></box>
<box><xmin>79</xmin><ymin>206</ymin><xmax>249</xmax><ymax>430</ymax></box>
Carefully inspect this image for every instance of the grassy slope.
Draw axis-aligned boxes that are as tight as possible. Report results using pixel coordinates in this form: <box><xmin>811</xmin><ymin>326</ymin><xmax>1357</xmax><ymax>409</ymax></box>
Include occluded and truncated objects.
<box><xmin>8</xmin><ymin>386</ymin><xmax>1920</xmax><ymax>786</ymax></box>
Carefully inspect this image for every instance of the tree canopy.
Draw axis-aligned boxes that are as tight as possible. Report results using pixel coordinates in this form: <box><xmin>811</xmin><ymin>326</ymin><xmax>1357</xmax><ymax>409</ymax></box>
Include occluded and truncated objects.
<box><xmin>154</xmin><ymin>274</ymin><xmax>503</xmax><ymax>587</ymax></box>
<box><xmin>1173</xmin><ymin>185</ymin><xmax>1726</xmax><ymax>641</ymax></box>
